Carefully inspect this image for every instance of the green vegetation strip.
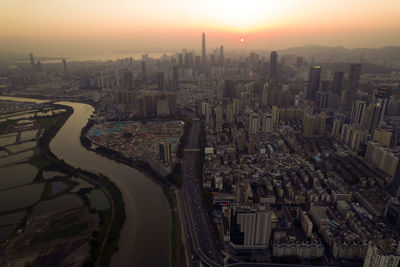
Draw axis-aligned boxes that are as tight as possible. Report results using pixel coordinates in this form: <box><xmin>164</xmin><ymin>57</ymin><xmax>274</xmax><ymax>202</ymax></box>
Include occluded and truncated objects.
<box><xmin>44</xmin><ymin>222</ymin><xmax>88</xmax><ymax>241</ymax></box>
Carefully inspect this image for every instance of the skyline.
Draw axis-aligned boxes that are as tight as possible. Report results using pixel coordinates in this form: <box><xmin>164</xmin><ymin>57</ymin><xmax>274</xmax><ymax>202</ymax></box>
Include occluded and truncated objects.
<box><xmin>1</xmin><ymin>0</ymin><xmax>400</xmax><ymax>58</ymax></box>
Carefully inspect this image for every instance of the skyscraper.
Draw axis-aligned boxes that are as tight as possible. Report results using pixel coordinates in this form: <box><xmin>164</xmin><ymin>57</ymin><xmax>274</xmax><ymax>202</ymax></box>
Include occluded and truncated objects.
<box><xmin>332</xmin><ymin>71</ymin><xmax>344</xmax><ymax>96</ymax></box>
<box><xmin>306</xmin><ymin>66</ymin><xmax>321</xmax><ymax>101</ymax></box>
<box><xmin>270</xmin><ymin>51</ymin><xmax>278</xmax><ymax>80</ymax></box>
<box><xmin>141</xmin><ymin>61</ymin><xmax>147</xmax><ymax>81</ymax></box>
<box><xmin>219</xmin><ymin>45</ymin><xmax>224</xmax><ymax>66</ymax></box>
<box><xmin>62</xmin><ymin>59</ymin><xmax>68</xmax><ymax>76</ymax></box>
<box><xmin>344</xmin><ymin>64</ymin><xmax>361</xmax><ymax>113</ymax></box>
<box><xmin>202</xmin><ymin>32</ymin><xmax>206</xmax><ymax>65</ymax></box>
<box><xmin>29</xmin><ymin>53</ymin><xmax>35</xmax><ymax>70</ymax></box>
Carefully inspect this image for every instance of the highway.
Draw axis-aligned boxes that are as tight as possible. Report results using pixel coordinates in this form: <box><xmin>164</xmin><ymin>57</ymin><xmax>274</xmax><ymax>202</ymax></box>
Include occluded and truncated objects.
<box><xmin>179</xmin><ymin>119</ymin><xmax>223</xmax><ymax>267</ymax></box>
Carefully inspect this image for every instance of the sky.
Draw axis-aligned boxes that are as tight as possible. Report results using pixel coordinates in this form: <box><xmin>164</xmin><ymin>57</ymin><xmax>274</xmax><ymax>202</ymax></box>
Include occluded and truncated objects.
<box><xmin>1</xmin><ymin>0</ymin><xmax>400</xmax><ymax>58</ymax></box>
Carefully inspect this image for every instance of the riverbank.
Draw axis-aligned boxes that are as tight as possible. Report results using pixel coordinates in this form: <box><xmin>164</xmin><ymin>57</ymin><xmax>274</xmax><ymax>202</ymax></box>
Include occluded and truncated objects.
<box><xmin>20</xmin><ymin>103</ymin><xmax>125</xmax><ymax>267</ymax></box>
<box><xmin>80</xmin><ymin>117</ymin><xmax>187</xmax><ymax>267</ymax></box>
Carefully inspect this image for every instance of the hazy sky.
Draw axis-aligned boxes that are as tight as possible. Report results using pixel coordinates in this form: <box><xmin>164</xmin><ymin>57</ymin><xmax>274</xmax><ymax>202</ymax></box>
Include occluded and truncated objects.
<box><xmin>1</xmin><ymin>0</ymin><xmax>400</xmax><ymax>58</ymax></box>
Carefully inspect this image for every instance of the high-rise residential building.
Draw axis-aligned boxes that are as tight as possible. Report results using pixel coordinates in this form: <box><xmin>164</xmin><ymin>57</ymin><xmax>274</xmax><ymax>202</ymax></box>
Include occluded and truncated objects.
<box><xmin>272</xmin><ymin>106</ymin><xmax>279</xmax><ymax>125</ymax></box>
<box><xmin>262</xmin><ymin>113</ymin><xmax>273</xmax><ymax>133</ymax></box>
<box><xmin>141</xmin><ymin>61</ymin><xmax>147</xmax><ymax>81</ymax></box>
<box><xmin>226</xmin><ymin>102</ymin><xmax>234</xmax><ymax>124</ymax></box>
<box><xmin>332</xmin><ymin>71</ymin><xmax>344</xmax><ymax>96</ymax></box>
<box><xmin>159</xmin><ymin>143</ymin><xmax>171</xmax><ymax>163</ymax></box>
<box><xmin>215</xmin><ymin>105</ymin><xmax>223</xmax><ymax>130</ymax></box>
<box><xmin>219</xmin><ymin>45</ymin><xmax>224</xmax><ymax>66</ymax></box>
<box><xmin>230</xmin><ymin>205</ymin><xmax>273</xmax><ymax>248</ymax></box>
<box><xmin>270</xmin><ymin>51</ymin><xmax>278</xmax><ymax>80</ymax></box>
<box><xmin>306</xmin><ymin>66</ymin><xmax>321</xmax><ymax>101</ymax></box>
<box><xmin>374</xmin><ymin>87</ymin><xmax>390</xmax><ymax>127</ymax></box>
<box><xmin>121</xmin><ymin>70</ymin><xmax>134</xmax><ymax>90</ymax></box>
<box><xmin>202</xmin><ymin>32</ymin><xmax>206</xmax><ymax>65</ymax></box>
<box><xmin>178</xmin><ymin>54</ymin><xmax>183</xmax><ymax>66</ymax></box>
<box><xmin>384</xmin><ymin>198</ymin><xmax>400</xmax><ymax>231</ymax></box>
<box><xmin>363</xmin><ymin>239</ymin><xmax>400</xmax><ymax>267</ymax></box>
<box><xmin>172</xmin><ymin>65</ymin><xmax>178</xmax><ymax>88</ymax></box>
<box><xmin>157</xmin><ymin>72</ymin><xmax>165</xmax><ymax>90</ymax></box>
<box><xmin>249</xmin><ymin>113</ymin><xmax>259</xmax><ymax>135</ymax></box>
<box><xmin>344</xmin><ymin>64</ymin><xmax>361</xmax><ymax>113</ymax></box>
<box><xmin>350</xmin><ymin>100</ymin><xmax>366</xmax><ymax>125</ymax></box>
<box><xmin>361</xmin><ymin>104</ymin><xmax>382</xmax><ymax>134</ymax></box>
<box><xmin>303</xmin><ymin>114</ymin><xmax>315</xmax><ymax>137</ymax></box>
<box><xmin>296</xmin><ymin>56</ymin><xmax>303</xmax><ymax>68</ymax></box>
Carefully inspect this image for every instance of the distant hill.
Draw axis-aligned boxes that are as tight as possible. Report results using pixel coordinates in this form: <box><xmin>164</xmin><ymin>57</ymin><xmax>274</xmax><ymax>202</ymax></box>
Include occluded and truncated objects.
<box><xmin>279</xmin><ymin>45</ymin><xmax>400</xmax><ymax>64</ymax></box>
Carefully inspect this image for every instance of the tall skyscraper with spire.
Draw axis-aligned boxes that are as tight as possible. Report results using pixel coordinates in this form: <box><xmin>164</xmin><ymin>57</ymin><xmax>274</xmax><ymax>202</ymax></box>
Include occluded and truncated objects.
<box><xmin>202</xmin><ymin>32</ymin><xmax>206</xmax><ymax>65</ymax></box>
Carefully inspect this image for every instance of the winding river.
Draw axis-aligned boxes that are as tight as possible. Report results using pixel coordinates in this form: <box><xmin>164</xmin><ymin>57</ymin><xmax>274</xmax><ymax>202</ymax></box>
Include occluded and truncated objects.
<box><xmin>0</xmin><ymin>97</ymin><xmax>171</xmax><ymax>267</ymax></box>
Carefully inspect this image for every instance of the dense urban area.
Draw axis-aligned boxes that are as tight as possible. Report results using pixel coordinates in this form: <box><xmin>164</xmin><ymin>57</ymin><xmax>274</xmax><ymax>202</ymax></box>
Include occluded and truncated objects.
<box><xmin>1</xmin><ymin>34</ymin><xmax>400</xmax><ymax>267</ymax></box>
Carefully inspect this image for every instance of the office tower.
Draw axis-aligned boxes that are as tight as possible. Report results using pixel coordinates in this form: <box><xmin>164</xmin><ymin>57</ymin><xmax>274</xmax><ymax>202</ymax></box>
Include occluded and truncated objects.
<box><xmin>157</xmin><ymin>72</ymin><xmax>165</xmax><ymax>90</ymax></box>
<box><xmin>306</xmin><ymin>66</ymin><xmax>321</xmax><ymax>101</ymax></box>
<box><xmin>262</xmin><ymin>113</ymin><xmax>273</xmax><ymax>133</ymax></box>
<box><xmin>202</xmin><ymin>32</ymin><xmax>206</xmax><ymax>65</ymax></box>
<box><xmin>195</xmin><ymin>56</ymin><xmax>201</xmax><ymax>66</ymax></box>
<box><xmin>62</xmin><ymin>59</ymin><xmax>68</xmax><ymax>76</ymax></box>
<box><xmin>332</xmin><ymin>71</ymin><xmax>344</xmax><ymax>96</ymax></box>
<box><xmin>344</xmin><ymin>64</ymin><xmax>361</xmax><ymax>113</ymax></box>
<box><xmin>141</xmin><ymin>61</ymin><xmax>147</xmax><ymax>81</ymax></box>
<box><xmin>363</xmin><ymin>239</ymin><xmax>400</xmax><ymax>267</ymax></box>
<box><xmin>172</xmin><ymin>65</ymin><xmax>178</xmax><ymax>88</ymax></box>
<box><xmin>178</xmin><ymin>54</ymin><xmax>183</xmax><ymax>66</ymax></box>
<box><xmin>350</xmin><ymin>100</ymin><xmax>366</xmax><ymax>125</ymax></box>
<box><xmin>270</xmin><ymin>51</ymin><xmax>278</xmax><ymax>80</ymax></box>
<box><xmin>210</xmin><ymin>54</ymin><xmax>216</xmax><ymax>66</ymax></box>
<box><xmin>249</xmin><ymin>113</ymin><xmax>259</xmax><ymax>134</ymax></box>
<box><xmin>219</xmin><ymin>45</ymin><xmax>224</xmax><ymax>66</ymax></box>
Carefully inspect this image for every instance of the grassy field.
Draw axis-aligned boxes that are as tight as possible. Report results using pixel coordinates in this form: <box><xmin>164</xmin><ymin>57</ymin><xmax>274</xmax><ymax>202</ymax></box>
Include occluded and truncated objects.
<box><xmin>36</xmin><ymin>115</ymin><xmax>63</xmax><ymax>130</ymax></box>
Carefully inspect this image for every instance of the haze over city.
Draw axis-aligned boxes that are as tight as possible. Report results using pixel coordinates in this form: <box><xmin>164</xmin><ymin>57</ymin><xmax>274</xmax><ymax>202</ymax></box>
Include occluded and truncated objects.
<box><xmin>1</xmin><ymin>1</ymin><xmax>400</xmax><ymax>267</ymax></box>
<box><xmin>1</xmin><ymin>0</ymin><xmax>400</xmax><ymax>58</ymax></box>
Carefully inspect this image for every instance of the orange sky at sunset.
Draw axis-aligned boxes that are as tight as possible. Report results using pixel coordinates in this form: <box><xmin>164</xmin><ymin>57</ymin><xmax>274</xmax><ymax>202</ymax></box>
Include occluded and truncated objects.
<box><xmin>1</xmin><ymin>0</ymin><xmax>400</xmax><ymax>58</ymax></box>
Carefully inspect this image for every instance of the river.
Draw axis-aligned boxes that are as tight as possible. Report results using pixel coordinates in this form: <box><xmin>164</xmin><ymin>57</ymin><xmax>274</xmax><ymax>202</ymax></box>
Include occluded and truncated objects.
<box><xmin>0</xmin><ymin>97</ymin><xmax>171</xmax><ymax>267</ymax></box>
